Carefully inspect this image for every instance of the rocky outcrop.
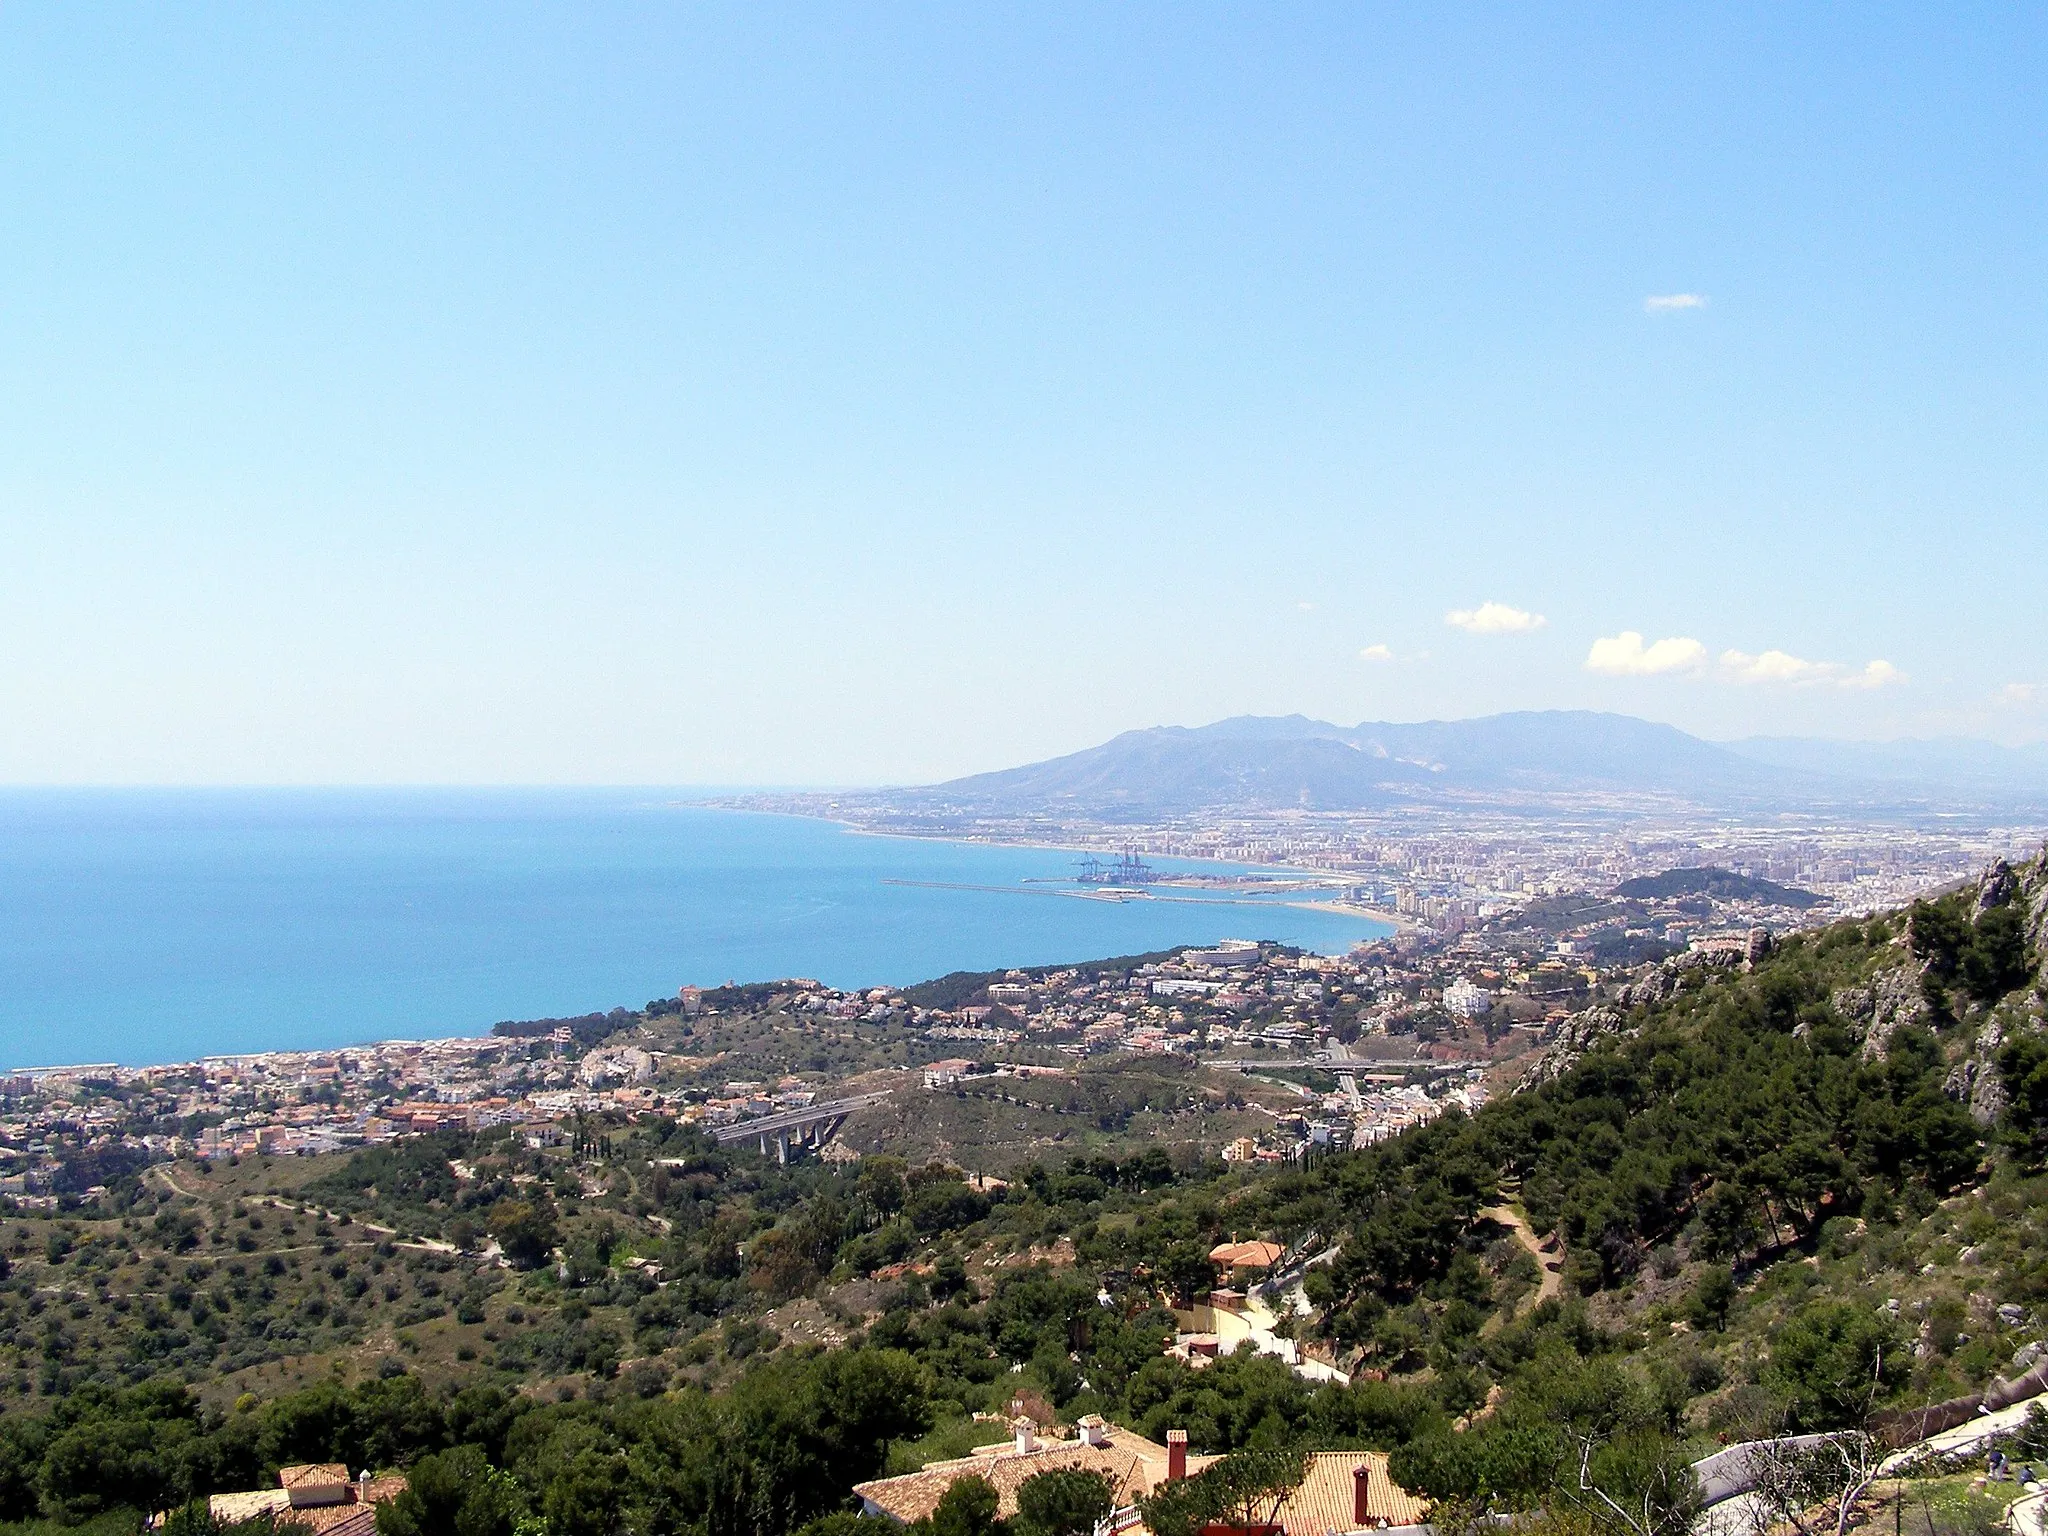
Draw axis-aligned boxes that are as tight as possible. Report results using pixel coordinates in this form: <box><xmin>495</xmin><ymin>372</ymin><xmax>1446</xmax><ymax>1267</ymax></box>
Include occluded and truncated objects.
<box><xmin>1614</xmin><ymin>948</ymin><xmax>1741</xmax><ymax>1012</ymax></box>
<box><xmin>1858</xmin><ymin>964</ymin><xmax>1935</xmax><ymax>1060</ymax></box>
<box><xmin>1944</xmin><ymin>1013</ymin><xmax>2010</xmax><ymax>1125</ymax></box>
<box><xmin>1935</xmin><ymin>845</ymin><xmax>2048</xmax><ymax>1119</ymax></box>
<box><xmin>2018</xmin><ymin>847</ymin><xmax>2048</xmax><ymax>969</ymax></box>
<box><xmin>1615</xmin><ymin>972</ymin><xmax>1674</xmax><ymax>1010</ymax></box>
<box><xmin>1518</xmin><ymin>841</ymin><xmax>2048</xmax><ymax>1101</ymax></box>
<box><xmin>1976</xmin><ymin>858</ymin><xmax>2019</xmax><ymax>916</ymax></box>
<box><xmin>1525</xmin><ymin>1005</ymin><xmax>1630</xmax><ymax>1087</ymax></box>
<box><xmin>1530</xmin><ymin>948</ymin><xmax>1762</xmax><ymax>1085</ymax></box>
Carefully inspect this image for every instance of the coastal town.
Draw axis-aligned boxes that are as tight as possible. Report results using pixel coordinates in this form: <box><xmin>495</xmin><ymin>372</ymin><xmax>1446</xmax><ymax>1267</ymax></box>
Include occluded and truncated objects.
<box><xmin>738</xmin><ymin>794</ymin><xmax>2042</xmax><ymax>936</ymax></box>
<box><xmin>0</xmin><ymin>838</ymin><xmax>2003</xmax><ymax>1210</ymax></box>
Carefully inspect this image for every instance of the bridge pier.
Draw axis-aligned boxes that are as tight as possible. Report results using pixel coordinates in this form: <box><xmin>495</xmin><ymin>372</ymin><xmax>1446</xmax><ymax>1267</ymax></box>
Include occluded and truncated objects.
<box><xmin>713</xmin><ymin>1091</ymin><xmax>891</xmax><ymax>1162</ymax></box>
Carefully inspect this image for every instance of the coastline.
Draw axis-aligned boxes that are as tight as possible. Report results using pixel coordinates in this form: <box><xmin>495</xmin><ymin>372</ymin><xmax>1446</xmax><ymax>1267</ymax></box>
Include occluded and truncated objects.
<box><xmin>746</xmin><ymin>803</ymin><xmax>1415</xmax><ymax>915</ymax></box>
<box><xmin>876</xmin><ymin>875</ymin><xmax>1419</xmax><ymax>932</ymax></box>
<box><xmin>1</xmin><ymin>798</ymin><xmax>1398</xmax><ymax>1070</ymax></box>
<box><xmin>761</xmin><ymin>805</ymin><xmax>1422</xmax><ymax>933</ymax></box>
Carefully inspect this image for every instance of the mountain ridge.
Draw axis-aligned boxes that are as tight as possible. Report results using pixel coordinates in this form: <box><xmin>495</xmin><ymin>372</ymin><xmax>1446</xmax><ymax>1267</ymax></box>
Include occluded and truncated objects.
<box><xmin>889</xmin><ymin>710</ymin><xmax>2046</xmax><ymax>817</ymax></box>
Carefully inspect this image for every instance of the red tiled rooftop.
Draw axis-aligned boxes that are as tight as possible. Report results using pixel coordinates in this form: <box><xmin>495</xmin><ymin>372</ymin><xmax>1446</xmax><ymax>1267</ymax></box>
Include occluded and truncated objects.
<box><xmin>278</xmin><ymin>1465</ymin><xmax>351</xmax><ymax>1490</ymax></box>
<box><xmin>1271</xmin><ymin>1452</ymin><xmax>1428</xmax><ymax>1535</ymax></box>
<box><xmin>855</xmin><ymin>1425</ymin><xmax>1216</xmax><ymax>1525</ymax></box>
<box><xmin>1207</xmin><ymin>1241</ymin><xmax>1285</xmax><ymax>1270</ymax></box>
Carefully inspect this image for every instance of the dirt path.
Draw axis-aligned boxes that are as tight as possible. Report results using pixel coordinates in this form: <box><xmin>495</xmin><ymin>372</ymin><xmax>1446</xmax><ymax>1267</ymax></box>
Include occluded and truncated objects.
<box><xmin>1481</xmin><ymin>1203</ymin><xmax>1564</xmax><ymax>1320</ymax></box>
<box><xmin>149</xmin><ymin>1165</ymin><xmax>459</xmax><ymax>1253</ymax></box>
<box><xmin>152</xmin><ymin>1164</ymin><xmax>198</xmax><ymax>1199</ymax></box>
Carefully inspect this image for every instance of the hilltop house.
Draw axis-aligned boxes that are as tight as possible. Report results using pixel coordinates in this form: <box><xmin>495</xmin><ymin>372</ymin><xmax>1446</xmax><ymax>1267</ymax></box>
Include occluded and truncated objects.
<box><xmin>852</xmin><ymin>1419</ymin><xmax>1426</xmax><ymax>1536</ymax></box>
<box><xmin>854</xmin><ymin>1418</ymin><xmax>1211</xmax><ymax>1527</ymax></box>
<box><xmin>199</xmin><ymin>1464</ymin><xmax>406</xmax><ymax>1534</ymax></box>
<box><xmin>1269</xmin><ymin>1452</ymin><xmax>1430</xmax><ymax>1535</ymax></box>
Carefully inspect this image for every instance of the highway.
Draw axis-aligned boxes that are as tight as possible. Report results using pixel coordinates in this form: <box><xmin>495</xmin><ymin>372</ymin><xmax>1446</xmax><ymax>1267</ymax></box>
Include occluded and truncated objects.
<box><xmin>1324</xmin><ymin>1037</ymin><xmax>1365</xmax><ymax>1113</ymax></box>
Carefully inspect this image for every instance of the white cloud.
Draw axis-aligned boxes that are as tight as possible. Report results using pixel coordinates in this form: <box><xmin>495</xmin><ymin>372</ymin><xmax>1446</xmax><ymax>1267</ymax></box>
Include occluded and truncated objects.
<box><xmin>1719</xmin><ymin>649</ymin><xmax>1833</xmax><ymax>684</ymax></box>
<box><xmin>1297</xmin><ymin>600</ymin><xmax>1317</xmax><ymax>612</ymax></box>
<box><xmin>1359</xmin><ymin>644</ymin><xmax>1395</xmax><ymax>663</ymax></box>
<box><xmin>1845</xmin><ymin>659</ymin><xmax>1905</xmax><ymax>690</ymax></box>
<box><xmin>1644</xmin><ymin>293</ymin><xmax>1707</xmax><ymax>313</ymax></box>
<box><xmin>2000</xmin><ymin>682</ymin><xmax>2041</xmax><ymax>707</ymax></box>
<box><xmin>1585</xmin><ymin>631</ymin><xmax>1708</xmax><ymax>677</ymax></box>
<box><xmin>1445</xmin><ymin>601</ymin><xmax>1546</xmax><ymax>635</ymax></box>
<box><xmin>1719</xmin><ymin>649</ymin><xmax>1905</xmax><ymax>689</ymax></box>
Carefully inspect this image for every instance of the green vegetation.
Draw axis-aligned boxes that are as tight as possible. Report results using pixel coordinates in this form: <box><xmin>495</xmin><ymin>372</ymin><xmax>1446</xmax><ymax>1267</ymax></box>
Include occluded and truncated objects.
<box><xmin>901</xmin><ymin>952</ymin><xmax>1186</xmax><ymax>1012</ymax></box>
<box><xmin>0</xmin><ymin>863</ymin><xmax>2040</xmax><ymax>1535</ymax></box>
<box><xmin>1611</xmin><ymin>868</ymin><xmax>1823</xmax><ymax>909</ymax></box>
<box><xmin>0</xmin><ymin>1351</ymin><xmax>925</xmax><ymax>1535</ymax></box>
<box><xmin>1140</xmin><ymin>1445</ymin><xmax>1309</xmax><ymax>1536</ymax></box>
<box><xmin>1012</xmin><ymin>1468</ymin><xmax>1115</xmax><ymax>1536</ymax></box>
<box><xmin>849</xmin><ymin>1057</ymin><xmax>1279</xmax><ymax>1170</ymax></box>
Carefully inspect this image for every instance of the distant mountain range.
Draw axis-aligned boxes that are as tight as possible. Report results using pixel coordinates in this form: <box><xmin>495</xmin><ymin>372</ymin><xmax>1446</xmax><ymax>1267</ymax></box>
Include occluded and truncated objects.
<box><xmin>860</xmin><ymin>712</ymin><xmax>2048</xmax><ymax>819</ymax></box>
<box><xmin>1722</xmin><ymin>735</ymin><xmax>2048</xmax><ymax>797</ymax></box>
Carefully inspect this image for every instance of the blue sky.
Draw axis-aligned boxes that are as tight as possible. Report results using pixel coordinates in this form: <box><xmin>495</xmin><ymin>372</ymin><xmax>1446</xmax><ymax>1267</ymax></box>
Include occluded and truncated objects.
<box><xmin>2</xmin><ymin>5</ymin><xmax>2044</xmax><ymax>784</ymax></box>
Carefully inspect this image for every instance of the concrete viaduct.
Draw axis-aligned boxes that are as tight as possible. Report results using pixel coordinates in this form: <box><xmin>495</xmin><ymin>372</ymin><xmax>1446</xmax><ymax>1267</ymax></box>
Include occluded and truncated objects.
<box><xmin>709</xmin><ymin>1091</ymin><xmax>894</xmax><ymax>1164</ymax></box>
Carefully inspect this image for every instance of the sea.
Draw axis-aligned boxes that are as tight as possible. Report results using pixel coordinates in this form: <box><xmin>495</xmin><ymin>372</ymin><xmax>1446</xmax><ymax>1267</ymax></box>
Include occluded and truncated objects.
<box><xmin>0</xmin><ymin>790</ymin><xmax>1390</xmax><ymax>1069</ymax></box>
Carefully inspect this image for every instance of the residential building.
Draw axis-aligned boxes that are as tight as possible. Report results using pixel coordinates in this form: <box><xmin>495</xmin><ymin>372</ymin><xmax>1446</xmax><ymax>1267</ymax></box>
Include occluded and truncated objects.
<box><xmin>854</xmin><ymin>1419</ymin><xmax>1211</xmax><ymax>1527</ymax></box>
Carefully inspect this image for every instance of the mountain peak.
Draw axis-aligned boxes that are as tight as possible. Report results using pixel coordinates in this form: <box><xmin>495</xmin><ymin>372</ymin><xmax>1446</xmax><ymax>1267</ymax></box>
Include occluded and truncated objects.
<box><xmin>892</xmin><ymin>712</ymin><xmax>2048</xmax><ymax>817</ymax></box>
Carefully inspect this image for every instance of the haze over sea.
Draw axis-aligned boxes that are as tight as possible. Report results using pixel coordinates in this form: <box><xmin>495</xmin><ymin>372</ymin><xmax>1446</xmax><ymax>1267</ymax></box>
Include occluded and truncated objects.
<box><xmin>0</xmin><ymin>791</ymin><xmax>1387</xmax><ymax>1070</ymax></box>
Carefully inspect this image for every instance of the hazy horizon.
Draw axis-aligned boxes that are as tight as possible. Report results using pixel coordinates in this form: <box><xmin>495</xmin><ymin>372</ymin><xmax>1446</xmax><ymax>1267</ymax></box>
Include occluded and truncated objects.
<box><xmin>0</xmin><ymin>706</ymin><xmax>2042</xmax><ymax>792</ymax></box>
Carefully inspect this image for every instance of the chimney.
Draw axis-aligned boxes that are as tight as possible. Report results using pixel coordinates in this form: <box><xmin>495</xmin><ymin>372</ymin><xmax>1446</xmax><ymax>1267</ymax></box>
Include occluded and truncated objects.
<box><xmin>1015</xmin><ymin>1421</ymin><xmax>1037</xmax><ymax>1456</ymax></box>
<box><xmin>1167</xmin><ymin>1430</ymin><xmax>1187</xmax><ymax>1482</ymax></box>
<box><xmin>1353</xmin><ymin>1464</ymin><xmax>1370</xmax><ymax>1528</ymax></box>
<box><xmin>1079</xmin><ymin>1416</ymin><xmax>1107</xmax><ymax>1448</ymax></box>
<box><xmin>358</xmin><ymin>1471</ymin><xmax>372</xmax><ymax>1505</ymax></box>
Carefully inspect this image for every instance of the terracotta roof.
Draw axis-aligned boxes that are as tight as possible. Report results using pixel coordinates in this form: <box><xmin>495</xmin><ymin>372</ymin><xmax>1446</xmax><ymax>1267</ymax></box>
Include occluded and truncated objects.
<box><xmin>1208</xmin><ymin>1241</ymin><xmax>1285</xmax><ymax>1270</ymax></box>
<box><xmin>210</xmin><ymin>1490</ymin><xmax>291</xmax><ymax>1523</ymax></box>
<box><xmin>1270</xmin><ymin>1452</ymin><xmax>1429</xmax><ymax>1536</ymax></box>
<box><xmin>855</xmin><ymin>1426</ymin><xmax>1217</xmax><ymax>1524</ymax></box>
<box><xmin>1113</xmin><ymin>1427</ymin><xmax>1219</xmax><ymax>1488</ymax></box>
<box><xmin>211</xmin><ymin>1471</ymin><xmax>407</xmax><ymax>1534</ymax></box>
<box><xmin>293</xmin><ymin>1476</ymin><xmax>407</xmax><ymax>1528</ymax></box>
<box><xmin>279</xmin><ymin>1464</ymin><xmax>352</xmax><ymax>1490</ymax></box>
<box><xmin>289</xmin><ymin>1506</ymin><xmax>380</xmax><ymax>1536</ymax></box>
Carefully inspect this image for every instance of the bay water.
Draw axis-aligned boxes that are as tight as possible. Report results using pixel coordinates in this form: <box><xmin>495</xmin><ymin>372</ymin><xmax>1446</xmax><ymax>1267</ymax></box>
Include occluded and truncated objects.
<box><xmin>0</xmin><ymin>790</ymin><xmax>1388</xmax><ymax>1067</ymax></box>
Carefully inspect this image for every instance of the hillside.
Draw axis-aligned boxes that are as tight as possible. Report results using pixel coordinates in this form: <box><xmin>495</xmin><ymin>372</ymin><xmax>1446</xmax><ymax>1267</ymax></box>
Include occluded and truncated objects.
<box><xmin>912</xmin><ymin>712</ymin><xmax>1809</xmax><ymax>815</ymax></box>
<box><xmin>1611</xmin><ymin>866</ymin><xmax>1824</xmax><ymax>908</ymax></box>
<box><xmin>832</xmin><ymin>712</ymin><xmax>2048</xmax><ymax>819</ymax></box>
<box><xmin>0</xmin><ymin>851</ymin><xmax>2043</xmax><ymax>1534</ymax></box>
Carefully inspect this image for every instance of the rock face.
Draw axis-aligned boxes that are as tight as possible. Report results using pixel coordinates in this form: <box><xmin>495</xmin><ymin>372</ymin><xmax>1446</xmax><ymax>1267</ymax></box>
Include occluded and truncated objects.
<box><xmin>1935</xmin><ymin>846</ymin><xmax>2048</xmax><ymax>1122</ymax></box>
<box><xmin>1860</xmin><ymin>964</ymin><xmax>1935</xmax><ymax>1060</ymax></box>
<box><xmin>1525</xmin><ymin>1006</ymin><xmax>1630</xmax><ymax>1087</ymax></box>
<box><xmin>1527</xmin><ymin>949</ymin><xmax>1746</xmax><ymax>1085</ymax></box>
<box><xmin>2021</xmin><ymin>848</ymin><xmax>2048</xmax><ymax>967</ymax></box>
<box><xmin>1614</xmin><ymin>949</ymin><xmax>1741</xmax><ymax>1012</ymax></box>
<box><xmin>1977</xmin><ymin>859</ymin><xmax>2020</xmax><ymax>918</ymax></box>
<box><xmin>1945</xmin><ymin>1013</ymin><xmax>2010</xmax><ymax>1125</ymax></box>
<box><xmin>1519</xmin><ymin>841</ymin><xmax>2048</xmax><ymax>1103</ymax></box>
